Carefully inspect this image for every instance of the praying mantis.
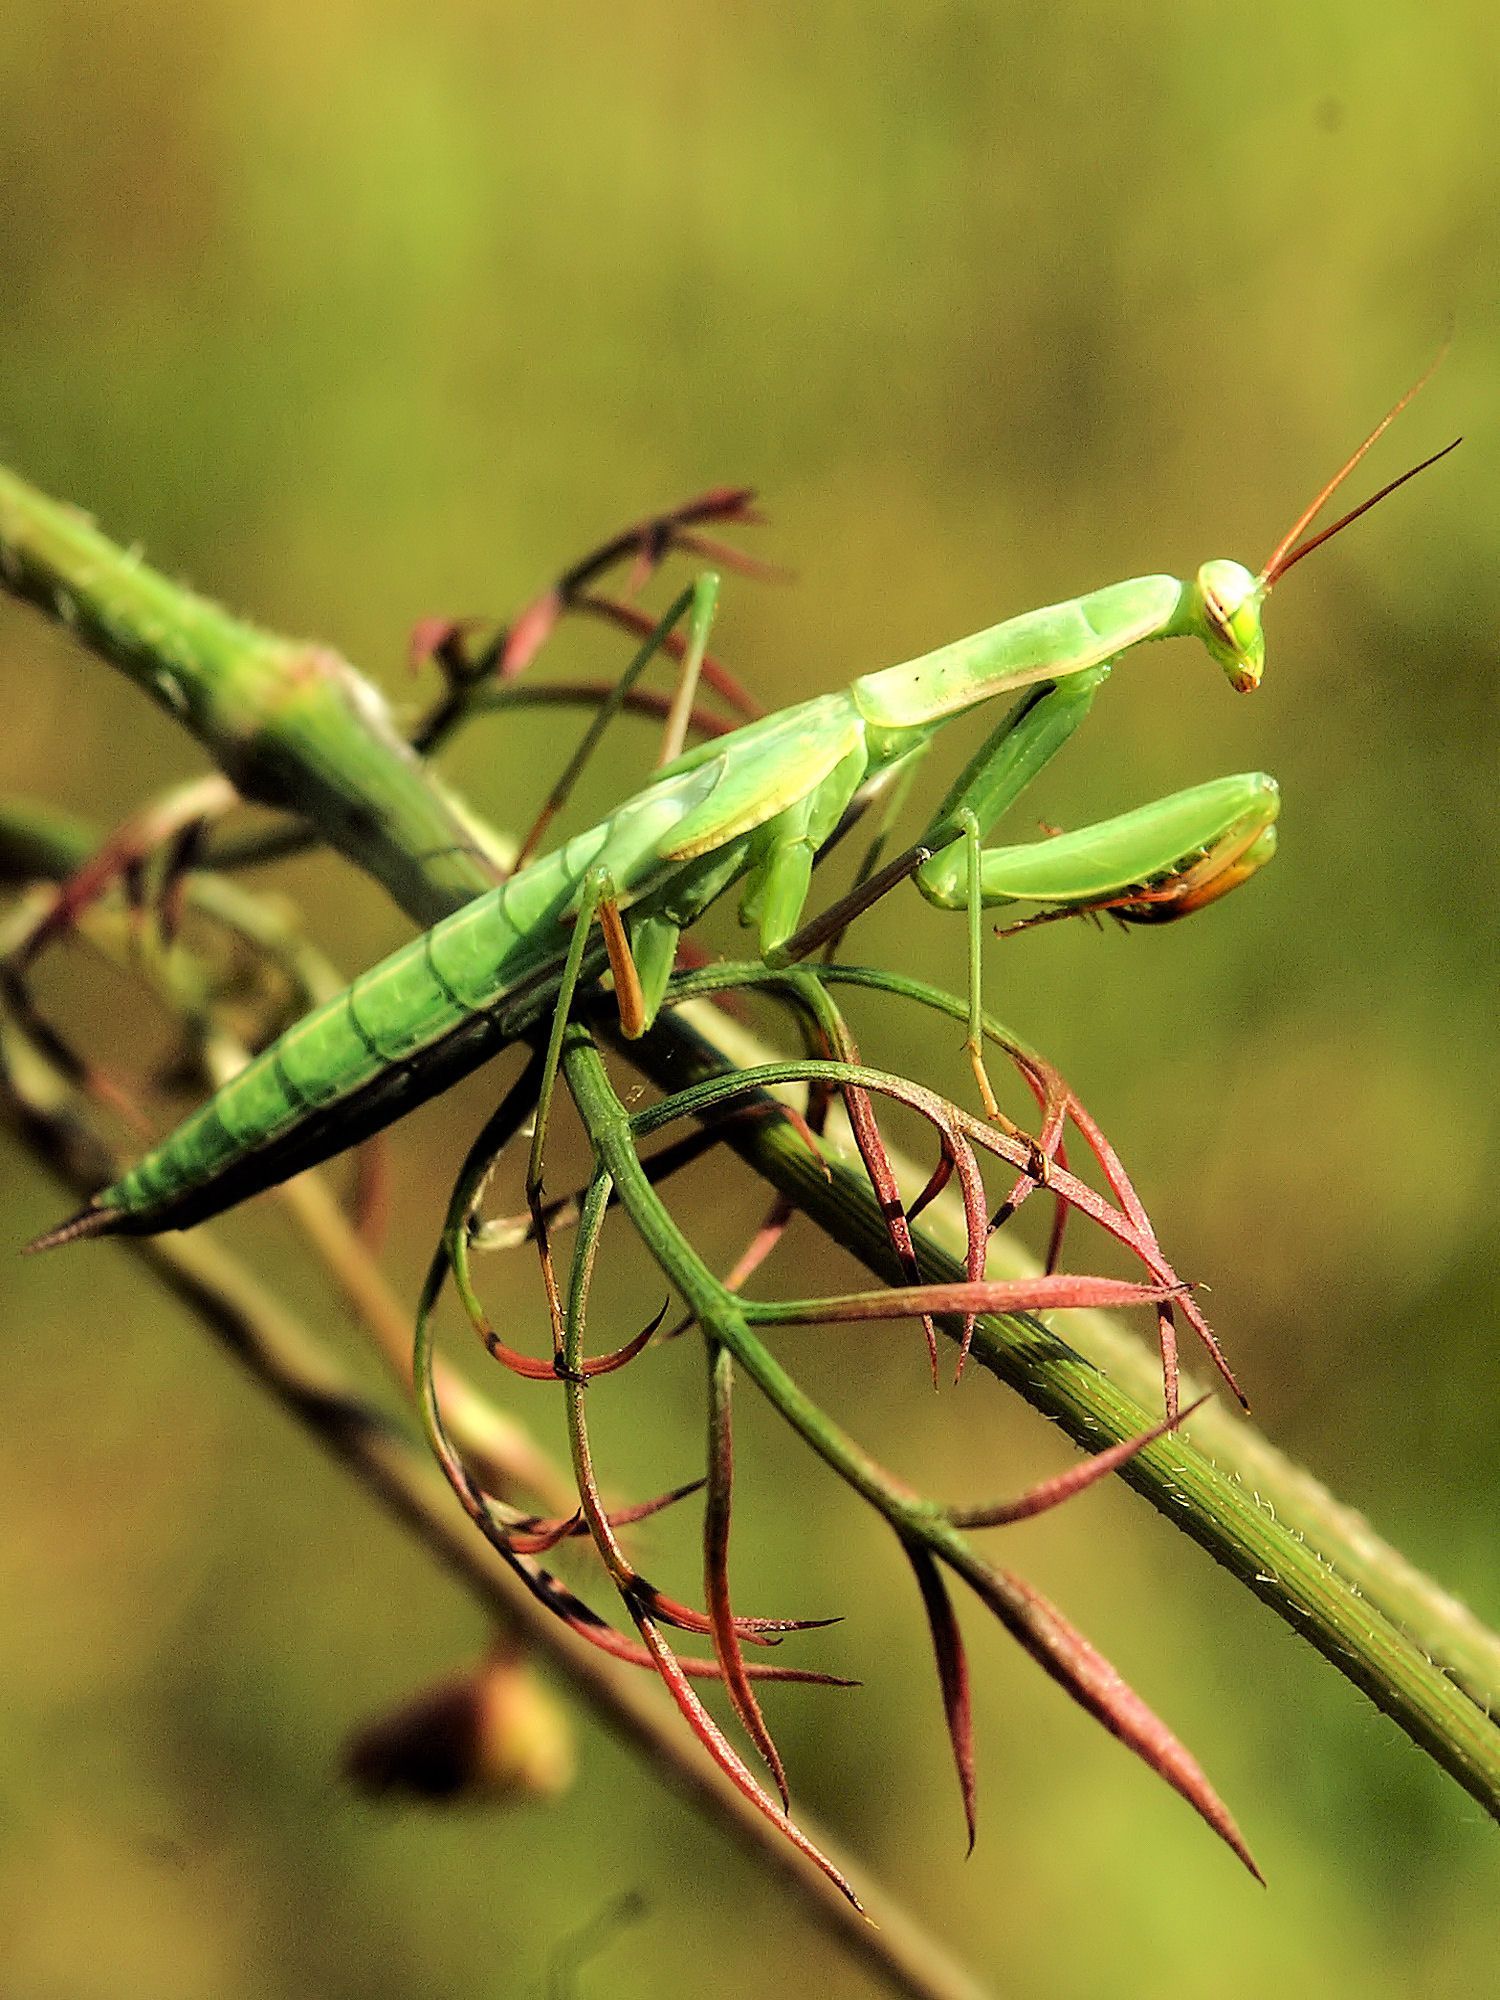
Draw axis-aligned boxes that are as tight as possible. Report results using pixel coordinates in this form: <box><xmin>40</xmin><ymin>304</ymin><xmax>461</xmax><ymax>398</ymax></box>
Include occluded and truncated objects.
<box><xmin>26</xmin><ymin>373</ymin><xmax>1454</xmax><ymax>1256</ymax></box>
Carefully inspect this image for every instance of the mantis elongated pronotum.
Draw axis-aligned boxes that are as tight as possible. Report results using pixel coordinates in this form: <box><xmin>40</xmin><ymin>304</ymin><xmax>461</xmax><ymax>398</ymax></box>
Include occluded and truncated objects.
<box><xmin>27</xmin><ymin>375</ymin><xmax>1454</xmax><ymax>1256</ymax></box>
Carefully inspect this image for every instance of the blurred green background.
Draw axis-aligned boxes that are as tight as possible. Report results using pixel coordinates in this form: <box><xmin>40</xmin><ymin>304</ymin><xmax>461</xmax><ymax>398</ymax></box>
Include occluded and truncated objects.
<box><xmin>3</xmin><ymin>3</ymin><xmax>1497</xmax><ymax>1995</ymax></box>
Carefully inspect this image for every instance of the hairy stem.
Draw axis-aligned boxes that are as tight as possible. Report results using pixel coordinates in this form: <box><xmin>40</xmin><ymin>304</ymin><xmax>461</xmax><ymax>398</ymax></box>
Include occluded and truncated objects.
<box><xmin>0</xmin><ymin>465</ymin><xmax>505</xmax><ymax>921</ymax></box>
<box><xmin>626</xmin><ymin>1000</ymin><xmax>1500</xmax><ymax>1819</ymax></box>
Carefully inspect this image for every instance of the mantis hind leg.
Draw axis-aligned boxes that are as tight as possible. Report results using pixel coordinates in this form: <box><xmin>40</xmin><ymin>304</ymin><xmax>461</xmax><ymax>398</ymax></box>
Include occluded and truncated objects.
<box><xmin>513</xmin><ymin>571</ymin><xmax>724</xmax><ymax>872</ymax></box>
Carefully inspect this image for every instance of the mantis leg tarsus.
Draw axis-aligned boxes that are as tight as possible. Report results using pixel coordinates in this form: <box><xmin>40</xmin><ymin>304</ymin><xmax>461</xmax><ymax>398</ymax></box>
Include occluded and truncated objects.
<box><xmin>966</xmin><ymin>1040</ymin><xmax>1002</xmax><ymax>1123</ymax></box>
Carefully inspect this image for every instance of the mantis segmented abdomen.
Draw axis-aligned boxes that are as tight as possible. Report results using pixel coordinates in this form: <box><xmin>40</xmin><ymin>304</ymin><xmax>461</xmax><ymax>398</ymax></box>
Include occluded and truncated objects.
<box><xmin>98</xmin><ymin>768</ymin><xmax>741</xmax><ymax>1232</ymax></box>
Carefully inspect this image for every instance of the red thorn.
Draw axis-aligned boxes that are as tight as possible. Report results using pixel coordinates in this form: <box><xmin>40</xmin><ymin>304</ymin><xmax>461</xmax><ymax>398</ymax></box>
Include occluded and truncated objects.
<box><xmin>904</xmin><ymin>1541</ymin><xmax>977</xmax><ymax>1850</ymax></box>
<box><xmin>952</xmin><ymin>1396</ymin><xmax>1212</xmax><ymax>1528</ymax></box>
<box><xmin>498</xmin><ymin>592</ymin><xmax>563</xmax><ymax>679</ymax></box>
<box><xmin>408</xmin><ymin>615</ymin><xmax>485</xmax><ymax>677</ymax></box>
<box><xmin>967</xmin><ymin>1560</ymin><xmax>1262</xmax><ymax>1882</ymax></box>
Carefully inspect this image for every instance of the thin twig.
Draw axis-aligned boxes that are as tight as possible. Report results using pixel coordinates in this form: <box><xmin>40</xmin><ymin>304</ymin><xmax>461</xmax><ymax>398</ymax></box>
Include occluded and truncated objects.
<box><xmin>3</xmin><ymin>1050</ymin><xmax>993</xmax><ymax>2000</ymax></box>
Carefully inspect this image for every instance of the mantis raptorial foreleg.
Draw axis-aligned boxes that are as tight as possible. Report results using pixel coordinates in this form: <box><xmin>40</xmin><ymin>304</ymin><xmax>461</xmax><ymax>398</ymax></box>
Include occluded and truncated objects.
<box><xmin>902</xmin><ymin>670</ymin><xmax>1280</xmax><ymax>1119</ymax></box>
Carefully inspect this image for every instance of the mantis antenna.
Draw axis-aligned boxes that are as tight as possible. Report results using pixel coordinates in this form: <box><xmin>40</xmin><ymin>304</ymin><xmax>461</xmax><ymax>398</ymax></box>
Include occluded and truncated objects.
<box><xmin>1257</xmin><ymin>348</ymin><xmax>1460</xmax><ymax>590</ymax></box>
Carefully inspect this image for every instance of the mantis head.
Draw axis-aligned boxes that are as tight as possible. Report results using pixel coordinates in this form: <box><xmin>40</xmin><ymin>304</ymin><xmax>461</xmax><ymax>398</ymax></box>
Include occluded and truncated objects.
<box><xmin>1190</xmin><ymin>352</ymin><xmax>1458</xmax><ymax>695</ymax></box>
<box><xmin>1190</xmin><ymin>559</ymin><xmax>1266</xmax><ymax>692</ymax></box>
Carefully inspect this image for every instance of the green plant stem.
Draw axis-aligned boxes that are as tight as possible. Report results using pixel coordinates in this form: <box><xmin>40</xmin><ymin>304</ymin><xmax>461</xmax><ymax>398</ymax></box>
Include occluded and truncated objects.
<box><xmin>1</xmin><ymin>1038</ymin><xmax>989</xmax><ymax>2000</ymax></box>
<box><xmin>3</xmin><ymin>467</ymin><xmax>1497</xmax><ymax>1828</ymax></box>
<box><xmin>0</xmin><ymin>464</ymin><xmax>502</xmax><ymax>923</ymax></box>
<box><xmin>626</xmin><ymin>1002</ymin><xmax>1500</xmax><ymax>1819</ymax></box>
<box><xmin>675</xmin><ymin>965</ymin><xmax>1500</xmax><ymax>1722</ymax></box>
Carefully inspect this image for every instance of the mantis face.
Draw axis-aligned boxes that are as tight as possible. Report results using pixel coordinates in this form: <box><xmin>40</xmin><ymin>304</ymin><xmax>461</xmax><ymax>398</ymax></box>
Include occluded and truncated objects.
<box><xmin>1192</xmin><ymin>559</ymin><xmax>1266</xmax><ymax>693</ymax></box>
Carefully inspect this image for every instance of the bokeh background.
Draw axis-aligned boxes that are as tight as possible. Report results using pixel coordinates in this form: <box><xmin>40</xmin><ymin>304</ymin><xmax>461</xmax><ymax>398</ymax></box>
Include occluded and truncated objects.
<box><xmin>3</xmin><ymin>4</ymin><xmax>1497</xmax><ymax>1996</ymax></box>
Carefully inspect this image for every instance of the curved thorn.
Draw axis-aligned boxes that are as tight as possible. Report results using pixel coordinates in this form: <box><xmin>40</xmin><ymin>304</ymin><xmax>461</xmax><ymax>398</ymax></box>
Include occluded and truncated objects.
<box><xmin>904</xmin><ymin>1539</ymin><xmax>977</xmax><ymax>1851</ymax></box>
<box><xmin>960</xmin><ymin>1556</ymin><xmax>1262</xmax><ymax>1883</ymax></box>
<box><xmin>705</xmin><ymin>1341</ymin><xmax>792</xmax><ymax>1808</ymax></box>
<box><xmin>950</xmin><ymin>1395</ymin><xmax>1211</xmax><ymax>1527</ymax></box>
<box><xmin>630</xmin><ymin>1608</ymin><xmax>863</xmax><ymax>1910</ymax></box>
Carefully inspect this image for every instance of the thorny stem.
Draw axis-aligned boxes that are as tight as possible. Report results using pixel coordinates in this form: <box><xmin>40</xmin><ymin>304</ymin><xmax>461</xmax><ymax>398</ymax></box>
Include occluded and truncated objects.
<box><xmin>552</xmin><ymin>1164</ymin><xmax>863</xmax><ymax>1904</ymax></box>
<box><xmin>0</xmin><ymin>464</ymin><xmax>506</xmax><ymax>924</ymax></box>
<box><xmin>2</xmin><ymin>1039</ymin><xmax>985</xmax><ymax>2000</ymax></box>
<box><xmin>561</xmin><ymin>1029</ymin><xmax>1259</xmax><ymax>1874</ymax></box>
<box><xmin>2</xmin><ymin>469</ymin><xmax>1498</xmax><ymax>1858</ymax></box>
<box><xmin>0</xmin><ymin>793</ymin><xmax>570</xmax><ymax>1513</ymax></box>
<box><xmin>664</xmin><ymin>959</ymin><xmax>1500</xmax><ymax>1714</ymax></box>
<box><xmin>626</xmin><ymin>996</ymin><xmax>1500</xmax><ymax>1821</ymax></box>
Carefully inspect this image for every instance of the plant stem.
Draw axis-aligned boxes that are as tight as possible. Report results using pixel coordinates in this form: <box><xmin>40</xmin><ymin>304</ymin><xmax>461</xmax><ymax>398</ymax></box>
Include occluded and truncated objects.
<box><xmin>625</xmin><ymin>1002</ymin><xmax>1500</xmax><ymax>1819</ymax></box>
<box><xmin>674</xmin><ymin>970</ymin><xmax>1500</xmax><ymax>1722</ymax></box>
<box><xmin>0</xmin><ymin>464</ymin><xmax>504</xmax><ymax>922</ymax></box>
<box><xmin>1</xmin><ymin>1037</ymin><xmax>990</xmax><ymax>2000</ymax></box>
<box><xmin>3</xmin><ymin>465</ymin><xmax>1497</xmax><ymax>1837</ymax></box>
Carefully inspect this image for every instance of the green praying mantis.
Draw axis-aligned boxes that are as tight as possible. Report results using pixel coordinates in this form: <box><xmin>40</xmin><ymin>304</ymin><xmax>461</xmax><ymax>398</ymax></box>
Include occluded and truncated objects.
<box><xmin>26</xmin><ymin>372</ymin><xmax>1454</xmax><ymax>1257</ymax></box>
